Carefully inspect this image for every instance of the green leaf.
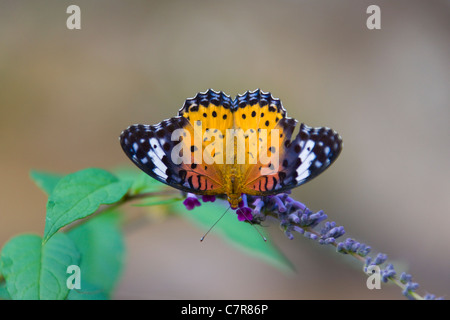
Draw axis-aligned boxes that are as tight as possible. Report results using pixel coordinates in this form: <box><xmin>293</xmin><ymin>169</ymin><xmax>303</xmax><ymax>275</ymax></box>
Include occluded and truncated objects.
<box><xmin>176</xmin><ymin>201</ymin><xmax>294</xmax><ymax>273</ymax></box>
<box><xmin>129</xmin><ymin>172</ymin><xmax>166</xmax><ymax>195</ymax></box>
<box><xmin>113</xmin><ymin>167</ymin><xmax>163</xmax><ymax>195</ymax></box>
<box><xmin>67</xmin><ymin>210</ymin><xmax>125</xmax><ymax>298</ymax></box>
<box><xmin>43</xmin><ymin>168</ymin><xmax>131</xmax><ymax>242</ymax></box>
<box><xmin>0</xmin><ymin>280</ymin><xmax>11</xmax><ymax>300</ymax></box>
<box><xmin>0</xmin><ymin>233</ymin><xmax>80</xmax><ymax>300</ymax></box>
<box><xmin>30</xmin><ymin>170</ymin><xmax>63</xmax><ymax>195</ymax></box>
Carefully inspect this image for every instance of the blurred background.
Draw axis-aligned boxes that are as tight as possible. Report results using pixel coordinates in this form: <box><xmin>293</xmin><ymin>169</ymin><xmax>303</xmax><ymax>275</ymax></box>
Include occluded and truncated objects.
<box><xmin>0</xmin><ymin>0</ymin><xmax>449</xmax><ymax>299</ymax></box>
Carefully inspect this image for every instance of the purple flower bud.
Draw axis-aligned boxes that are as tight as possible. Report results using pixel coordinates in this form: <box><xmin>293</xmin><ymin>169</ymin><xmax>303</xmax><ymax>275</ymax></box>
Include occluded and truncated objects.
<box><xmin>357</xmin><ymin>244</ymin><xmax>371</xmax><ymax>257</ymax></box>
<box><xmin>320</xmin><ymin>237</ymin><xmax>335</xmax><ymax>245</ymax></box>
<box><xmin>400</xmin><ymin>272</ymin><xmax>413</xmax><ymax>285</ymax></box>
<box><xmin>336</xmin><ymin>226</ymin><xmax>346</xmax><ymax>238</ymax></box>
<box><xmin>252</xmin><ymin>198</ymin><xmax>265</xmax><ymax>215</ymax></box>
<box><xmin>288</xmin><ymin>213</ymin><xmax>300</xmax><ymax>223</ymax></box>
<box><xmin>373</xmin><ymin>253</ymin><xmax>388</xmax><ymax>265</ymax></box>
<box><xmin>309</xmin><ymin>210</ymin><xmax>328</xmax><ymax>226</ymax></box>
<box><xmin>272</xmin><ymin>195</ymin><xmax>287</xmax><ymax>212</ymax></box>
<box><xmin>343</xmin><ymin>238</ymin><xmax>355</xmax><ymax>250</ymax></box>
<box><xmin>408</xmin><ymin>282</ymin><xmax>419</xmax><ymax>291</ymax></box>
<box><xmin>327</xmin><ymin>221</ymin><xmax>336</xmax><ymax>229</ymax></box>
<box><xmin>351</xmin><ymin>242</ymin><xmax>361</xmax><ymax>252</ymax></box>
<box><xmin>304</xmin><ymin>232</ymin><xmax>318</xmax><ymax>240</ymax></box>
<box><xmin>310</xmin><ymin>233</ymin><xmax>318</xmax><ymax>240</ymax></box>
<box><xmin>201</xmin><ymin>195</ymin><xmax>216</xmax><ymax>203</ymax></box>
<box><xmin>183</xmin><ymin>193</ymin><xmax>201</xmax><ymax>210</ymax></box>
<box><xmin>402</xmin><ymin>282</ymin><xmax>419</xmax><ymax>297</ymax></box>
<box><xmin>293</xmin><ymin>226</ymin><xmax>305</xmax><ymax>234</ymax></box>
<box><xmin>337</xmin><ymin>242</ymin><xmax>346</xmax><ymax>253</ymax></box>
<box><xmin>236</xmin><ymin>206</ymin><xmax>253</xmax><ymax>222</ymax></box>
<box><xmin>285</xmin><ymin>197</ymin><xmax>307</xmax><ymax>211</ymax></box>
<box><xmin>381</xmin><ymin>264</ymin><xmax>396</xmax><ymax>283</ymax></box>
<box><xmin>285</xmin><ymin>230</ymin><xmax>294</xmax><ymax>240</ymax></box>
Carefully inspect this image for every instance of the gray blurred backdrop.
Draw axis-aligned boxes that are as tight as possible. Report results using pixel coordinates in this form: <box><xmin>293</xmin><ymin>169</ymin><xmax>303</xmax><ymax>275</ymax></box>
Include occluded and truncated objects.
<box><xmin>0</xmin><ymin>0</ymin><xmax>449</xmax><ymax>299</ymax></box>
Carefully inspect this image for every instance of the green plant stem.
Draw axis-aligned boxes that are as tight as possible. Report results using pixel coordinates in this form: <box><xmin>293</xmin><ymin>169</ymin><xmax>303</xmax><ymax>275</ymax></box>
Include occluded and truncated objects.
<box><xmin>62</xmin><ymin>189</ymin><xmax>178</xmax><ymax>233</ymax></box>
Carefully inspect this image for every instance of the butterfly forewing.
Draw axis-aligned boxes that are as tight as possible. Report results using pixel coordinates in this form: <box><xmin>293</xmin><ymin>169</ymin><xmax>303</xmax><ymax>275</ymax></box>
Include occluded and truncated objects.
<box><xmin>120</xmin><ymin>116</ymin><xmax>225</xmax><ymax>195</ymax></box>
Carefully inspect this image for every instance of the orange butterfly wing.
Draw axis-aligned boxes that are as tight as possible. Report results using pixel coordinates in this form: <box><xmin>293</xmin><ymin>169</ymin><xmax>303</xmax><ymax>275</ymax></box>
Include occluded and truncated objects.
<box><xmin>120</xmin><ymin>89</ymin><xmax>343</xmax><ymax>206</ymax></box>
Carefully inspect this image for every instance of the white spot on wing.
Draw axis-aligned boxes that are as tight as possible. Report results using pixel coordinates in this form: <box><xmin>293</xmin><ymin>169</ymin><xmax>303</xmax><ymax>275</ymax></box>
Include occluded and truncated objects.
<box><xmin>150</xmin><ymin>138</ymin><xmax>165</xmax><ymax>159</ymax></box>
<box><xmin>296</xmin><ymin>169</ymin><xmax>310</xmax><ymax>182</ymax></box>
<box><xmin>147</xmin><ymin>138</ymin><xmax>168</xmax><ymax>179</ymax></box>
<box><xmin>296</xmin><ymin>145</ymin><xmax>316</xmax><ymax>182</ymax></box>
<box><xmin>153</xmin><ymin>167</ymin><xmax>168</xmax><ymax>179</ymax></box>
<box><xmin>299</xmin><ymin>140</ymin><xmax>315</xmax><ymax>162</ymax></box>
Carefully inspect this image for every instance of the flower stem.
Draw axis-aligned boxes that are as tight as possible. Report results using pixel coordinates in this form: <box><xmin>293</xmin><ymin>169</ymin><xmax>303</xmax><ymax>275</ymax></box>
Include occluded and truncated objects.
<box><xmin>263</xmin><ymin>209</ymin><xmax>427</xmax><ymax>300</ymax></box>
<box><xmin>62</xmin><ymin>188</ymin><xmax>178</xmax><ymax>233</ymax></box>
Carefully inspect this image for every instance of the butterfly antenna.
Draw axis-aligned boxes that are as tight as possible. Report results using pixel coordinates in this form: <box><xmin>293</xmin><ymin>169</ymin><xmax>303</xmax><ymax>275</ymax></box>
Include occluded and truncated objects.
<box><xmin>200</xmin><ymin>205</ymin><xmax>231</xmax><ymax>242</ymax></box>
<box><xmin>241</xmin><ymin>210</ymin><xmax>267</xmax><ymax>242</ymax></box>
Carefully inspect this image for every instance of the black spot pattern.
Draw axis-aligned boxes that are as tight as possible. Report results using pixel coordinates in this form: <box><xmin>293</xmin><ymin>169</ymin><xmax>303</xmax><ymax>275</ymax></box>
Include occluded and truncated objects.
<box><xmin>235</xmin><ymin>89</ymin><xmax>286</xmax><ymax>117</ymax></box>
<box><xmin>178</xmin><ymin>90</ymin><xmax>232</xmax><ymax>117</ymax></box>
<box><xmin>178</xmin><ymin>89</ymin><xmax>286</xmax><ymax>117</ymax></box>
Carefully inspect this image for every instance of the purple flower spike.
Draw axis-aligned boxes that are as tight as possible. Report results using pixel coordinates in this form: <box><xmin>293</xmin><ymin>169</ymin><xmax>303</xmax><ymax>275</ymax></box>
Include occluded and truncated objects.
<box><xmin>236</xmin><ymin>192</ymin><xmax>440</xmax><ymax>300</ymax></box>
<box><xmin>183</xmin><ymin>193</ymin><xmax>201</xmax><ymax>210</ymax></box>
<box><xmin>236</xmin><ymin>206</ymin><xmax>253</xmax><ymax>222</ymax></box>
<box><xmin>201</xmin><ymin>195</ymin><xmax>216</xmax><ymax>203</ymax></box>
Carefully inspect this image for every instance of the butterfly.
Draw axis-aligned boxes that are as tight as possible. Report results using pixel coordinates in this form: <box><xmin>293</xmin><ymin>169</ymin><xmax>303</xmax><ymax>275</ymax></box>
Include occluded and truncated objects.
<box><xmin>120</xmin><ymin>89</ymin><xmax>342</xmax><ymax>209</ymax></box>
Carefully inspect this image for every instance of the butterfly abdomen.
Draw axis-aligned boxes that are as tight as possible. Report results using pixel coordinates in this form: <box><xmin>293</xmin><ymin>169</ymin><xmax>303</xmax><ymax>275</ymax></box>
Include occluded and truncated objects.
<box><xmin>219</xmin><ymin>164</ymin><xmax>245</xmax><ymax>208</ymax></box>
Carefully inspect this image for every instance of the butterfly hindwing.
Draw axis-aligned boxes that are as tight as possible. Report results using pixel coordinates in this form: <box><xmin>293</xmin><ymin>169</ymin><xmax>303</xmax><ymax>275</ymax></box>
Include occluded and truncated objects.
<box><xmin>242</xmin><ymin>119</ymin><xmax>342</xmax><ymax>194</ymax></box>
<box><xmin>287</xmin><ymin>123</ymin><xmax>342</xmax><ymax>185</ymax></box>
